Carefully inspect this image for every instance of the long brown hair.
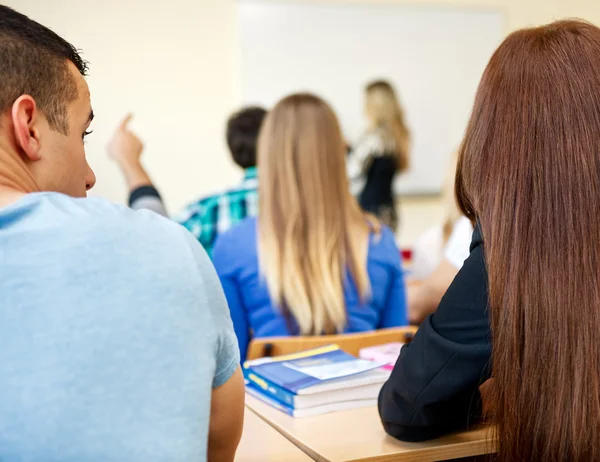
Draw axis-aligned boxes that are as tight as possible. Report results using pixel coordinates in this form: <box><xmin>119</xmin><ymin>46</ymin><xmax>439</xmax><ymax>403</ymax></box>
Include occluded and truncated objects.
<box><xmin>258</xmin><ymin>93</ymin><xmax>378</xmax><ymax>335</ymax></box>
<box><xmin>365</xmin><ymin>80</ymin><xmax>410</xmax><ymax>172</ymax></box>
<box><xmin>456</xmin><ymin>20</ymin><xmax>600</xmax><ymax>461</ymax></box>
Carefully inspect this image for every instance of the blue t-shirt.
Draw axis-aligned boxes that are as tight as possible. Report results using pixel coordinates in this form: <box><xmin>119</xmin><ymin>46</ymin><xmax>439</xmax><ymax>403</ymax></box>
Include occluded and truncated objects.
<box><xmin>0</xmin><ymin>193</ymin><xmax>239</xmax><ymax>462</ymax></box>
<box><xmin>212</xmin><ymin>217</ymin><xmax>407</xmax><ymax>362</ymax></box>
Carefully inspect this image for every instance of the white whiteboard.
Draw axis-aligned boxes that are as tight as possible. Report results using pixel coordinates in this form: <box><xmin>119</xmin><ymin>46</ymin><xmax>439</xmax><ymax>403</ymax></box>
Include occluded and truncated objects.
<box><xmin>237</xmin><ymin>1</ymin><xmax>505</xmax><ymax>194</ymax></box>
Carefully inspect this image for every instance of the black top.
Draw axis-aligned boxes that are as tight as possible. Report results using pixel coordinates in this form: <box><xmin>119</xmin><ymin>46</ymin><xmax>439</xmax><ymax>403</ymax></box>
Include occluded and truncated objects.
<box><xmin>378</xmin><ymin>226</ymin><xmax>492</xmax><ymax>442</ymax></box>
<box><xmin>359</xmin><ymin>155</ymin><xmax>398</xmax><ymax>210</ymax></box>
<box><xmin>359</xmin><ymin>155</ymin><xmax>399</xmax><ymax>231</ymax></box>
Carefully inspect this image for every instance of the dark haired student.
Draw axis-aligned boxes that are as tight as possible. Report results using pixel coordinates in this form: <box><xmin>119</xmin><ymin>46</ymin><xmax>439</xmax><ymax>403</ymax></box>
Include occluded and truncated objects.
<box><xmin>379</xmin><ymin>19</ymin><xmax>600</xmax><ymax>462</ymax></box>
<box><xmin>0</xmin><ymin>6</ymin><xmax>243</xmax><ymax>461</ymax></box>
<box><xmin>108</xmin><ymin>107</ymin><xmax>267</xmax><ymax>256</ymax></box>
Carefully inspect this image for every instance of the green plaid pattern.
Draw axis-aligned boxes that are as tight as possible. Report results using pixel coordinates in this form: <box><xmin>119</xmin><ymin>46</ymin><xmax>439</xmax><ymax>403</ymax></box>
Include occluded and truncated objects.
<box><xmin>175</xmin><ymin>168</ymin><xmax>258</xmax><ymax>257</ymax></box>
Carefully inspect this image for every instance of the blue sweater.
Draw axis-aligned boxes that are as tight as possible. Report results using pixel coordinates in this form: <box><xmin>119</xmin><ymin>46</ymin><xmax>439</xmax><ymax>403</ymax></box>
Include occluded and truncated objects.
<box><xmin>212</xmin><ymin>217</ymin><xmax>408</xmax><ymax>361</ymax></box>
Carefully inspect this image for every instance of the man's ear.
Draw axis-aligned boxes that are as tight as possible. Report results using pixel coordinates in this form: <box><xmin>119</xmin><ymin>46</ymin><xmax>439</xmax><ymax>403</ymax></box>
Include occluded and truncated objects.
<box><xmin>11</xmin><ymin>95</ymin><xmax>42</xmax><ymax>161</ymax></box>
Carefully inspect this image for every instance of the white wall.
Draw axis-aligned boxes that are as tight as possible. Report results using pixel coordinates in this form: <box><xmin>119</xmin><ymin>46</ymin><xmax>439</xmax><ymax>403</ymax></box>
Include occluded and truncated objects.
<box><xmin>238</xmin><ymin>1</ymin><xmax>504</xmax><ymax>194</ymax></box>
<box><xmin>8</xmin><ymin>0</ymin><xmax>600</xmax><ymax>210</ymax></box>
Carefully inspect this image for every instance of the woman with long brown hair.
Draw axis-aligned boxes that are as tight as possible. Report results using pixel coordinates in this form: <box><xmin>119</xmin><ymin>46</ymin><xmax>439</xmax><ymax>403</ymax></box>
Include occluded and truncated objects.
<box><xmin>348</xmin><ymin>80</ymin><xmax>410</xmax><ymax>231</ymax></box>
<box><xmin>378</xmin><ymin>20</ymin><xmax>600</xmax><ymax>461</ymax></box>
<box><xmin>212</xmin><ymin>93</ymin><xmax>407</xmax><ymax>362</ymax></box>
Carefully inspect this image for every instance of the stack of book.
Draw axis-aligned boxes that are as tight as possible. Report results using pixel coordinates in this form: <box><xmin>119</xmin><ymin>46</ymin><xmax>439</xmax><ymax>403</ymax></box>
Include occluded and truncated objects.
<box><xmin>243</xmin><ymin>345</ymin><xmax>391</xmax><ymax>417</ymax></box>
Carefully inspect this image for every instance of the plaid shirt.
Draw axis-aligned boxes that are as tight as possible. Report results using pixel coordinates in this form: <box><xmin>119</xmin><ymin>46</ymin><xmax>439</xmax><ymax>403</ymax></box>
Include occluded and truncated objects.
<box><xmin>174</xmin><ymin>167</ymin><xmax>258</xmax><ymax>257</ymax></box>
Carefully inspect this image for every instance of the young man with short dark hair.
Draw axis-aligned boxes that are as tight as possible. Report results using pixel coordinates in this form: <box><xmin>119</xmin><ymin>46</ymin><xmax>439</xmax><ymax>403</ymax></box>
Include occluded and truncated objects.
<box><xmin>0</xmin><ymin>6</ymin><xmax>244</xmax><ymax>461</ymax></box>
<box><xmin>108</xmin><ymin>107</ymin><xmax>267</xmax><ymax>256</ymax></box>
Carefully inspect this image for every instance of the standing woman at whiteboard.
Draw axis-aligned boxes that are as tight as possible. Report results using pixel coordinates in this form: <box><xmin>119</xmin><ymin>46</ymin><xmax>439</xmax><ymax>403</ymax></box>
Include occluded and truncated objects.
<box><xmin>348</xmin><ymin>80</ymin><xmax>410</xmax><ymax>232</ymax></box>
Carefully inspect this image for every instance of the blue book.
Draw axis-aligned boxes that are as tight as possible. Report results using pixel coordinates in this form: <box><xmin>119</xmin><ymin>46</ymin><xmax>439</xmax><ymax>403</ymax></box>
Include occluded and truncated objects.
<box><xmin>246</xmin><ymin>382</ymin><xmax>295</xmax><ymax>416</ymax></box>
<box><xmin>244</xmin><ymin>345</ymin><xmax>389</xmax><ymax>410</ymax></box>
<box><xmin>246</xmin><ymin>382</ymin><xmax>378</xmax><ymax>418</ymax></box>
<box><xmin>244</xmin><ymin>368</ymin><xmax>296</xmax><ymax>407</ymax></box>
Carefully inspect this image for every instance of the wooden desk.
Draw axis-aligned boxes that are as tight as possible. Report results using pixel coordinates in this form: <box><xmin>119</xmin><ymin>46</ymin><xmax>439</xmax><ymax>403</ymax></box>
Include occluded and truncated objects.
<box><xmin>236</xmin><ymin>408</ymin><xmax>314</xmax><ymax>461</ymax></box>
<box><xmin>246</xmin><ymin>394</ymin><xmax>497</xmax><ymax>462</ymax></box>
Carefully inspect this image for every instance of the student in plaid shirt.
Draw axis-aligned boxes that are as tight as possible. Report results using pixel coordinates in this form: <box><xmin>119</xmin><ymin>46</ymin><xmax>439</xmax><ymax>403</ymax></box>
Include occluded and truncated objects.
<box><xmin>109</xmin><ymin>107</ymin><xmax>266</xmax><ymax>256</ymax></box>
<box><xmin>173</xmin><ymin>167</ymin><xmax>258</xmax><ymax>254</ymax></box>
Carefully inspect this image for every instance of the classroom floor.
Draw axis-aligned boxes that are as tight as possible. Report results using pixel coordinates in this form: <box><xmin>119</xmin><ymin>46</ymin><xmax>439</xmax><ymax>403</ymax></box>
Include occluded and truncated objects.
<box><xmin>396</xmin><ymin>195</ymin><xmax>444</xmax><ymax>249</ymax></box>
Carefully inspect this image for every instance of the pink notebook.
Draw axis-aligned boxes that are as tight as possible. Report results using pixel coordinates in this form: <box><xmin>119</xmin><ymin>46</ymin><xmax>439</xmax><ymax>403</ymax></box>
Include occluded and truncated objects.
<box><xmin>359</xmin><ymin>343</ymin><xmax>404</xmax><ymax>370</ymax></box>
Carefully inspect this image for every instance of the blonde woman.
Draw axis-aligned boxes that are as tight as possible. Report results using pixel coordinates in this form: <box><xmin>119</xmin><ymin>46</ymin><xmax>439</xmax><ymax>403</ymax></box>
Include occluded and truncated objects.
<box><xmin>348</xmin><ymin>80</ymin><xmax>410</xmax><ymax>231</ymax></box>
<box><xmin>212</xmin><ymin>93</ymin><xmax>408</xmax><ymax>362</ymax></box>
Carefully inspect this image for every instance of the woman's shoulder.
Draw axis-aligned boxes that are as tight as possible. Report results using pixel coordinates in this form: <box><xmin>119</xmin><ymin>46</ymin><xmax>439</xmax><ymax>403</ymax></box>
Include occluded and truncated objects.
<box><xmin>357</xmin><ymin>128</ymin><xmax>384</xmax><ymax>146</ymax></box>
<box><xmin>359</xmin><ymin>126</ymin><xmax>394</xmax><ymax>147</ymax></box>
<box><xmin>211</xmin><ymin>217</ymin><xmax>258</xmax><ymax>270</ymax></box>
<box><xmin>367</xmin><ymin>225</ymin><xmax>402</xmax><ymax>266</ymax></box>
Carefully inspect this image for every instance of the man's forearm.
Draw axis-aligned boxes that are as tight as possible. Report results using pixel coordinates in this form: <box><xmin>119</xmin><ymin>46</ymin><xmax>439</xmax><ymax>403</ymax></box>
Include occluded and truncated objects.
<box><xmin>119</xmin><ymin>161</ymin><xmax>153</xmax><ymax>191</ymax></box>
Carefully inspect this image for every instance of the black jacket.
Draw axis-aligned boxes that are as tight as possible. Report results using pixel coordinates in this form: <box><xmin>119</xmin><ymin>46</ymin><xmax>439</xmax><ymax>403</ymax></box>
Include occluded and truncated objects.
<box><xmin>378</xmin><ymin>226</ymin><xmax>492</xmax><ymax>442</ymax></box>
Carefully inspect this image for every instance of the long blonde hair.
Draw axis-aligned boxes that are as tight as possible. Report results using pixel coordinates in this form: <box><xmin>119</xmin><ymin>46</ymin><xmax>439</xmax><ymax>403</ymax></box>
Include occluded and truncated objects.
<box><xmin>365</xmin><ymin>80</ymin><xmax>410</xmax><ymax>172</ymax></box>
<box><xmin>258</xmin><ymin>93</ymin><xmax>377</xmax><ymax>335</ymax></box>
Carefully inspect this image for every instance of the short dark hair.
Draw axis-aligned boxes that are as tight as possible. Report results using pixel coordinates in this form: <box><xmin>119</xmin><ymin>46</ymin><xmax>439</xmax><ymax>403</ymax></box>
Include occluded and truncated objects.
<box><xmin>0</xmin><ymin>6</ymin><xmax>88</xmax><ymax>134</ymax></box>
<box><xmin>226</xmin><ymin>107</ymin><xmax>267</xmax><ymax>169</ymax></box>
